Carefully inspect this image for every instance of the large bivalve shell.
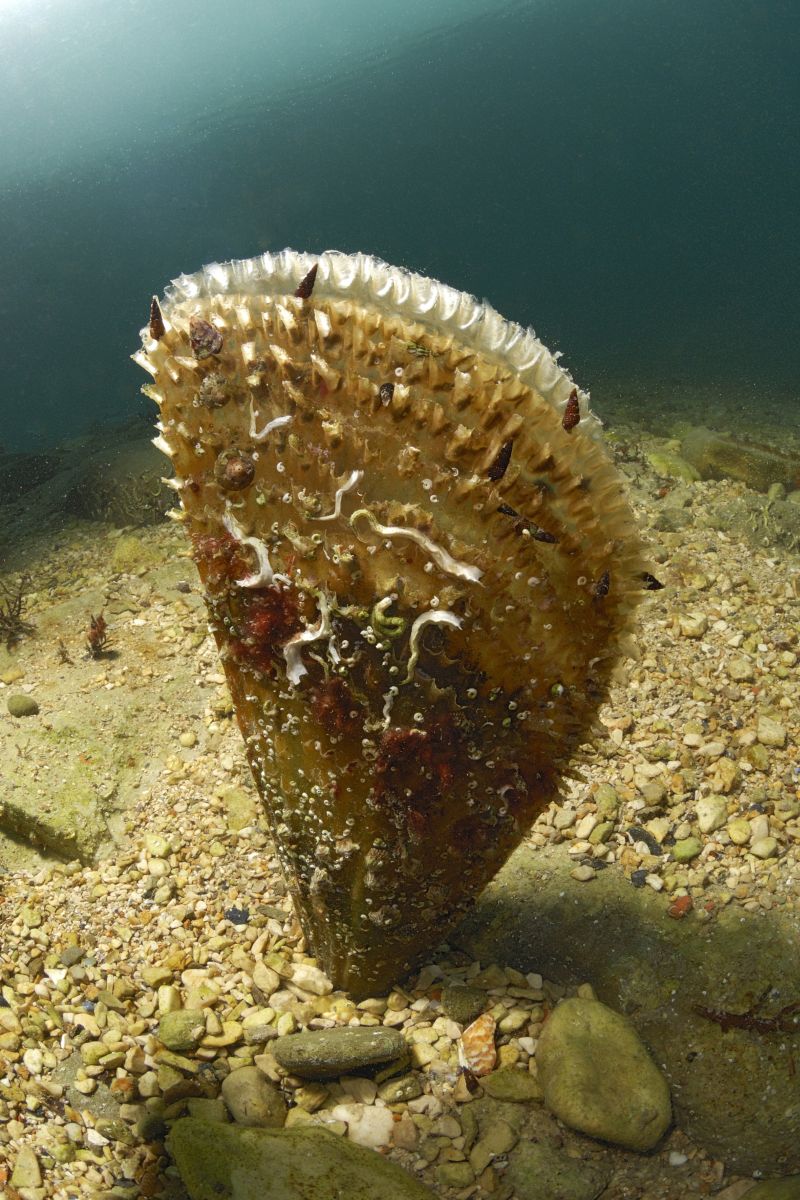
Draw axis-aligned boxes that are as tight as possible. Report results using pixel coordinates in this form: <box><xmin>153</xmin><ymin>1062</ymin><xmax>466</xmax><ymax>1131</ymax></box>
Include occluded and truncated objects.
<box><xmin>136</xmin><ymin>249</ymin><xmax>648</xmax><ymax>996</ymax></box>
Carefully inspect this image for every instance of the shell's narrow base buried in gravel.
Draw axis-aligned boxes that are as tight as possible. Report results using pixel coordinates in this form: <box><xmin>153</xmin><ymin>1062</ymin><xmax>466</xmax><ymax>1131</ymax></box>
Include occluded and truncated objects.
<box><xmin>135</xmin><ymin>248</ymin><xmax>648</xmax><ymax>997</ymax></box>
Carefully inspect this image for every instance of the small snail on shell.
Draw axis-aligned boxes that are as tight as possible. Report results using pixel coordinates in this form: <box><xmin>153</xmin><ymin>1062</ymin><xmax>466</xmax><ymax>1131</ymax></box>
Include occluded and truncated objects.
<box><xmin>214</xmin><ymin>449</ymin><xmax>256</xmax><ymax>491</ymax></box>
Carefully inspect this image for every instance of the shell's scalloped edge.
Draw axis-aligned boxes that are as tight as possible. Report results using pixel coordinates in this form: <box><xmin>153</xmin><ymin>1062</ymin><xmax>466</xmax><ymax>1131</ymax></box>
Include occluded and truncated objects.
<box><xmin>157</xmin><ymin>248</ymin><xmax>602</xmax><ymax>438</ymax></box>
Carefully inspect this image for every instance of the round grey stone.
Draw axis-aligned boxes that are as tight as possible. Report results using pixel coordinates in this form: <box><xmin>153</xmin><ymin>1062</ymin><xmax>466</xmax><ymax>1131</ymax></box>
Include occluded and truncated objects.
<box><xmin>536</xmin><ymin>997</ymin><xmax>671</xmax><ymax>1151</ymax></box>
<box><xmin>221</xmin><ymin>1065</ymin><xmax>286</xmax><ymax>1128</ymax></box>
<box><xmin>272</xmin><ymin>1026</ymin><xmax>407</xmax><ymax>1079</ymax></box>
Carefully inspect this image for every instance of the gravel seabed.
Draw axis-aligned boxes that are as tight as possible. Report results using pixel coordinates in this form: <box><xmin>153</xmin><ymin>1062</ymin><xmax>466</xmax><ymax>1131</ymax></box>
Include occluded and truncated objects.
<box><xmin>1</xmin><ymin>440</ymin><xmax>798</xmax><ymax>1200</ymax></box>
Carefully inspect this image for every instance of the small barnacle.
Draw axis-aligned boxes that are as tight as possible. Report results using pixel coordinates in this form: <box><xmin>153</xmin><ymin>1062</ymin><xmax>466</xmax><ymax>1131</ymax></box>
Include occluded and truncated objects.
<box><xmin>379</xmin><ymin>382</ymin><xmax>395</xmax><ymax>405</ymax></box>
<box><xmin>215</xmin><ymin>449</ymin><xmax>256</xmax><ymax>491</ymax></box>
<box><xmin>189</xmin><ymin>315</ymin><xmax>223</xmax><ymax>359</ymax></box>
<box><xmin>149</xmin><ymin>296</ymin><xmax>165</xmax><ymax>341</ymax></box>
<box><xmin>197</xmin><ymin>371</ymin><xmax>230</xmax><ymax>408</ymax></box>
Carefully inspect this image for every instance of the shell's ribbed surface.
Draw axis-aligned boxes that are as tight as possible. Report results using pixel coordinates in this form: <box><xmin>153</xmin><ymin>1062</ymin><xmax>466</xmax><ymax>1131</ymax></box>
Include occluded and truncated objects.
<box><xmin>137</xmin><ymin>249</ymin><xmax>647</xmax><ymax>996</ymax></box>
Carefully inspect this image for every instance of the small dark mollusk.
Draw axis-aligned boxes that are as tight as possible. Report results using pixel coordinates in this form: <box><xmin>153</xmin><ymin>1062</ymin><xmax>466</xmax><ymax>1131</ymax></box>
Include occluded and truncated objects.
<box><xmin>149</xmin><ymin>296</ymin><xmax>165</xmax><ymax>341</ymax></box>
<box><xmin>189</xmin><ymin>315</ymin><xmax>224</xmax><ymax>359</ymax></box>
<box><xmin>487</xmin><ymin>439</ymin><xmax>514</xmax><ymax>481</ymax></box>
<box><xmin>294</xmin><ymin>263</ymin><xmax>318</xmax><ymax>299</ymax></box>
<box><xmin>532</xmin><ymin>525</ymin><xmax>558</xmax><ymax>544</ymax></box>
<box><xmin>215</xmin><ymin>449</ymin><xmax>256</xmax><ymax>491</ymax></box>
<box><xmin>562</xmin><ymin>388</ymin><xmax>580</xmax><ymax>432</ymax></box>
<box><xmin>379</xmin><ymin>382</ymin><xmax>395</xmax><ymax>405</ymax></box>
<box><xmin>640</xmin><ymin>572</ymin><xmax>665</xmax><ymax>591</ymax></box>
<box><xmin>593</xmin><ymin>570</ymin><xmax>610</xmax><ymax>598</ymax></box>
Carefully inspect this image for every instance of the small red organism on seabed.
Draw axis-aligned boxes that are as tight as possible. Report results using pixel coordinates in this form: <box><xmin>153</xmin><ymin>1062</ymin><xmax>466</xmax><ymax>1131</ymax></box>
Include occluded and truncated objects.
<box><xmin>86</xmin><ymin>613</ymin><xmax>110</xmax><ymax>657</ymax></box>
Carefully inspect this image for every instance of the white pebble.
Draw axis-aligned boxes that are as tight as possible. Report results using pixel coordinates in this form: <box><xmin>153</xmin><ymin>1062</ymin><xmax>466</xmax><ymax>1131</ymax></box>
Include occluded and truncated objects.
<box><xmin>330</xmin><ymin>1103</ymin><xmax>394</xmax><ymax>1147</ymax></box>
<box><xmin>290</xmin><ymin>963</ymin><xmax>332</xmax><ymax>996</ymax></box>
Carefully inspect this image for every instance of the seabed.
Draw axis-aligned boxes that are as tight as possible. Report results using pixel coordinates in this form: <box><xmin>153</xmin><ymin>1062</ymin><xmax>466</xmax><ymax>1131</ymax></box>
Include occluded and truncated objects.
<box><xmin>1</xmin><ymin>387</ymin><xmax>799</xmax><ymax>1200</ymax></box>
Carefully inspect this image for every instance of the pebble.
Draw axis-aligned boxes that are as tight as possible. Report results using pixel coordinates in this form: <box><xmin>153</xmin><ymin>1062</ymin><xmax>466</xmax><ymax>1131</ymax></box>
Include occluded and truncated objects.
<box><xmin>441</xmin><ymin>984</ymin><xmax>486</xmax><ymax>1026</ymax></box>
<box><xmin>252</xmin><ymin>962</ymin><xmax>281</xmax><ymax>994</ymax></box>
<box><xmin>672</xmin><ymin>836</ymin><xmax>702</xmax><ymax>862</ymax></box>
<box><xmin>6</xmin><ymin>693</ymin><xmax>39</xmax><ymax>717</ymax></box>
<box><xmin>727</xmin><ymin>818</ymin><xmax>752</xmax><ymax>845</ymax></box>
<box><xmin>678</xmin><ymin>613</ymin><xmax>708</xmax><ymax>638</ymax></box>
<box><xmin>751</xmin><ymin>836</ymin><xmax>778</xmax><ymax>859</ymax></box>
<box><xmin>696</xmin><ymin>795</ymin><xmax>728</xmax><ymax>833</ymax></box>
<box><xmin>11</xmin><ymin>1146</ymin><xmax>42</xmax><ymax>1188</ymax></box>
<box><xmin>157</xmin><ymin>1010</ymin><xmax>206</xmax><ymax>1052</ymax></box>
<box><xmin>242</xmin><ymin>1008</ymin><xmax>278</xmax><ymax>1045</ymax></box>
<box><xmin>378</xmin><ymin>1073</ymin><xmax>423</xmax><ymax>1103</ymax></box>
<box><xmin>506</xmin><ymin>1140</ymin><xmax>610</xmax><ymax>1200</ymax></box>
<box><xmin>469</xmin><ymin>1118</ymin><xmax>518</xmax><ymax>1173</ymax></box>
<box><xmin>481</xmin><ymin>1067</ymin><xmax>544</xmax><ymax>1102</ymax></box>
<box><xmin>220</xmin><ymin>1065</ymin><xmax>286</xmax><ymax>1127</ymax></box>
<box><xmin>756</xmin><ymin>716</ymin><xmax>786</xmax><ymax>748</ymax></box>
<box><xmin>289</xmin><ymin>963</ymin><xmax>332</xmax><ymax>996</ymax></box>
<box><xmin>330</xmin><ymin>1102</ymin><xmax>395</xmax><ymax>1148</ymax></box>
<box><xmin>570</xmin><ymin>864</ymin><xmax>596</xmax><ymax>882</ymax></box>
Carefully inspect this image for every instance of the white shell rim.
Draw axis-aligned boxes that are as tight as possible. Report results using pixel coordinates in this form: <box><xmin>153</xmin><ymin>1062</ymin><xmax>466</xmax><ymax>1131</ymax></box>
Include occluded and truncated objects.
<box><xmin>157</xmin><ymin>249</ymin><xmax>601</xmax><ymax>438</ymax></box>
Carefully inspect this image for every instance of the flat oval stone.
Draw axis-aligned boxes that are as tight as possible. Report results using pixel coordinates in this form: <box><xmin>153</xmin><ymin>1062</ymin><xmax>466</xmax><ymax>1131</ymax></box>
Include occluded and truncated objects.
<box><xmin>272</xmin><ymin>1027</ymin><xmax>407</xmax><ymax>1079</ymax></box>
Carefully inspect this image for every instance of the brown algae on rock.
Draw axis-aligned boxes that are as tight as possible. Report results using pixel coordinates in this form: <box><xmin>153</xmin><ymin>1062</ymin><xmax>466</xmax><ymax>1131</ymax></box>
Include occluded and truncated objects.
<box><xmin>136</xmin><ymin>249</ymin><xmax>648</xmax><ymax>996</ymax></box>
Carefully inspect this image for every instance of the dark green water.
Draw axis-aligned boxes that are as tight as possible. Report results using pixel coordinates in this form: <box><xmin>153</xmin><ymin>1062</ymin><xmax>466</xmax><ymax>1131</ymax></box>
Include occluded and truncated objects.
<box><xmin>1</xmin><ymin>0</ymin><xmax>797</xmax><ymax>451</ymax></box>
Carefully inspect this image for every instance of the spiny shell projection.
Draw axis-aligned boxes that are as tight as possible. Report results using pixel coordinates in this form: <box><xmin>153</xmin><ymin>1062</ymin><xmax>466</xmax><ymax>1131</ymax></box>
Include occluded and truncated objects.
<box><xmin>135</xmin><ymin>249</ymin><xmax>648</xmax><ymax>997</ymax></box>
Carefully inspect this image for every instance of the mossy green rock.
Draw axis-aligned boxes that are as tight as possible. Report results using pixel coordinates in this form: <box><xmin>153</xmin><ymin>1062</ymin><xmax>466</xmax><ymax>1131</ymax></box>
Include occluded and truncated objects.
<box><xmin>744</xmin><ymin>1179</ymin><xmax>800</xmax><ymax>1200</ymax></box>
<box><xmin>505</xmin><ymin>1140</ymin><xmax>609</xmax><ymax>1200</ymax></box>
<box><xmin>7</xmin><ymin>693</ymin><xmax>39</xmax><ymax>717</ymax></box>
<box><xmin>111</xmin><ymin>534</ymin><xmax>160</xmax><ymax>574</ymax></box>
<box><xmin>440</xmin><ymin>984</ymin><xmax>487</xmax><ymax>1026</ymax></box>
<box><xmin>644</xmin><ymin>446</ymin><xmax>700</xmax><ymax>482</ymax></box>
<box><xmin>272</xmin><ymin>1027</ymin><xmax>406</xmax><ymax>1079</ymax></box>
<box><xmin>158</xmin><ymin>1010</ymin><xmax>206</xmax><ymax>1052</ymax></box>
<box><xmin>536</xmin><ymin>997</ymin><xmax>671</xmax><ymax>1151</ymax></box>
<box><xmin>481</xmin><ymin>1067</ymin><xmax>543</xmax><ymax>1102</ymax></box>
<box><xmin>167</xmin><ymin>1117</ymin><xmax>436</xmax><ymax>1199</ymax></box>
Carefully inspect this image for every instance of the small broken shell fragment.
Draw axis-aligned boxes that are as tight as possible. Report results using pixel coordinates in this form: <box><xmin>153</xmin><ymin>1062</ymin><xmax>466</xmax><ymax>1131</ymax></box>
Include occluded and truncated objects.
<box><xmin>459</xmin><ymin>1013</ymin><xmax>497</xmax><ymax>1077</ymax></box>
